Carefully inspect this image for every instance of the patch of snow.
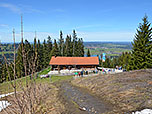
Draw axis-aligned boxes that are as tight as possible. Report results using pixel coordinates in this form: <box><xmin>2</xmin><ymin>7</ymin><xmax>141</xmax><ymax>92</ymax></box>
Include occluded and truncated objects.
<box><xmin>0</xmin><ymin>92</ymin><xmax>14</xmax><ymax>98</ymax></box>
<box><xmin>48</xmin><ymin>71</ymin><xmax>59</xmax><ymax>75</ymax></box>
<box><xmin>0</xmin><ymin>101</ymin><xmax>11</xmax><ymax>112</ymax></box>
<box><xmin>132</xmin><ymin>109</ymin><xmax>152</xmax><ymax>114</ymax></box>
<box><xmin>48</xmin><ymin>69</ymin><xmax>82</xmax><ymax>75</ymax></box>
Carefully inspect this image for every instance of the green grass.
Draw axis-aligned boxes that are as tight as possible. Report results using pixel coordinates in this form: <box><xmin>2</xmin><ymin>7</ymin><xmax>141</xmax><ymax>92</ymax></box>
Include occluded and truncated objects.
<box><xmin>38</xmin><ymin>67</ymin><xmax>52</xmax><ymax>76</ymax></box>
<box><xmin>0</xmin><ymin>67</ymin><xmax>73</xmax><ymax>94</ymax></box>
<box><xmin>35</xmin><ymin>75</ymin><xmax>73</xmax><ymax>83</ymax></box>
<box><xmin>51</xmin><ymin>75</ymin><xmax>73</xmax><ymax>83</ymax></box>
<box><xmin>0</xmin><ymin>74</ymin><xmax>73</xmax><ymax>94</ymax></box>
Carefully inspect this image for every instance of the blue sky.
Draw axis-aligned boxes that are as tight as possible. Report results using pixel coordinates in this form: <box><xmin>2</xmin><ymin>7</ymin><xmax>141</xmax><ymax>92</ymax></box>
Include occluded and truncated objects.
<box><xmin>0</xmin><ymin>0</ymin><xmax>152</xmax><ymax>42</ymax></box>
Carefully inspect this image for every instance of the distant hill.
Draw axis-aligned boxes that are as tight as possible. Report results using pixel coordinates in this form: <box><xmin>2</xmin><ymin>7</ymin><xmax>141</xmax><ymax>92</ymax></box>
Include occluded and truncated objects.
<box><xmin>84</xmin><ymin>41</ymin><xmax>132</xmax><ymax>57</ymax></box>
<box><xmin>84</xmin><ymin>41</ymin><xmax>132</xmax><ymax>49</ymax></box>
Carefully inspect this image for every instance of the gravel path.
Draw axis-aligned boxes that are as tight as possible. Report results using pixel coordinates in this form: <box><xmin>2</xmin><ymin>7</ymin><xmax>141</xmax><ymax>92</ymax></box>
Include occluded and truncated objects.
<box><xmin>60</xmin><ymin>81</ymin><xmax>112</xmax><ymax>114</ymax></box>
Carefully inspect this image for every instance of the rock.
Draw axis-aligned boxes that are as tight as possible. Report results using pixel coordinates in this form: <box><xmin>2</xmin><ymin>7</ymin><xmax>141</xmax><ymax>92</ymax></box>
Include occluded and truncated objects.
<box><xmin>79</xmin><ymin>107</ymin><xmax>86</xmax><ymax>111</ymax></box>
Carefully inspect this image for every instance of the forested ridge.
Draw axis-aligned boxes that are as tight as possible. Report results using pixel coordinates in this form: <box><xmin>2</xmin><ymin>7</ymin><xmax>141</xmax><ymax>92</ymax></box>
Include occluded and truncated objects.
<box><xmin>0</xmin><ymin>30</ymin><xmax>84</xmax><ymax>83</ymax></box>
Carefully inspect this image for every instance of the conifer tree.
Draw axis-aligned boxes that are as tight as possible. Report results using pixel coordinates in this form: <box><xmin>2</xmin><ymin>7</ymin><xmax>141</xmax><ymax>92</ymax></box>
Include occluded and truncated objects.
<box><xmin>37</xmin><ymin>39</ymin><xmax>43</xmax><ymax>71</ymax></box>
<box><xmin>87</xmin><ymin>48</ymin><xmax>91</xmax><ymax>57</ymax></box>
<box><xmin>50</xmin><ymin>39</ymin><xmax>60</xmax><ymax>57</ymax></box>
<box><xmin>58</xmin><ymin>31</ymin><xmax>64</xmax><ymax>56</ymax></box>
<box><xmin>42</xmin><ymin>39</ymin><xmax>49</xmax><ymax>68</ymax></box>
<box><xmin>16</xmin><ymin>43</ymin><xmax>24</xmax><ymax>78</ymax></box>
<box><xmin>77</xmin><ymin>38</ymin><xmax>84</xmax><ymax>57</ymax></box>
<box><xmin>69</xmin><ymin>35</ymin><xmax>73</xmax><ymax>56</ymax></box>
<box><xmin>72</xmin><ymin>30</ymin><xmax>78</xmax><ymax>56</ymax></box>
<box><xmin>0</xmin><ymin>57</ymin><xmax>2</xmax><ymax>83</ymax></box>
<box><xmin>103</xmin><ymin>57</ymin><xmax>110</xmax><ymax>68</ymax></box>
<box><xmin>47</xmin><ymin>36</ymin><xmax>52</xmax><ymax>58</ymax></box>
<box><xmin>111</xmin><ymin>58</ymin><xmax>119</xmax><ymax>68</ymax></box>
<box><xmin>147</xmin><ymin>47</ymin><xmax>152</xmax><ymax>68</ymax></box>
<box><xmin>65</xmin><ymin>35</ymin><xmax>72</xmax><ymax>56</ymax></box>
<box><xmin>24</xmin><ymin>39</ymin><xmax>33</xmax><ymax>75</ymax></box>
<box><xmin>1</xmin><ymin>63</ymin><xmax>7</xmax><ymax>82</ymax></box>
<box><xmin>128</xmin><ymin>15</ymin><xmax>152</xmax><ymax>70</ymax></box>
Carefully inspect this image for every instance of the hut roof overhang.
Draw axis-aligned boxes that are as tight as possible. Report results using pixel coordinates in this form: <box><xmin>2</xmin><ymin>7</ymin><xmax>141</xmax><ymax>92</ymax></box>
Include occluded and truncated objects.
<box><xmin>49</xmin><ymin>56</ymin><xmax>99</xmax><ymax>66</ymax></box>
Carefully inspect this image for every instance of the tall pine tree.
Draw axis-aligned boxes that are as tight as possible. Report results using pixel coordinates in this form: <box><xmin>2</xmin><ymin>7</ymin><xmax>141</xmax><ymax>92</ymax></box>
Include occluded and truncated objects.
<box><xmin>37</xmin><ymin>39</ymin><xmax>43</xmax><ymax>71</ymax></box>
<box><xmin>65</xmin><ymin>35</ymin><xmax>72</xmax><ymax>56</ymax></box>
<box><xmin>47</xmin><ymin>36</ymin><xmax>52</xmax><ymax>59</ymax></box>
<box><xmin>50</xmin><ymin>39</ymin><xmax>60</xmax><ymax>57</ymax></box>
<box><xmin>42</xmin><ymin>39</ymin><xmax>49</xmax><ymax>68</ymax></box>
<box><xmin>87</xmin><ymin>48</ymin><xmax>91</xmax><ymax>57</ymax></box>
<box><xmin>0</xmin><ymin>56</ymin><xmax>3</xmax><ymax>83</ymax></box>
<box><xmin>128</xmin><ymin>15</ymin><xmax>152</xmax><ymax>70</ymax></box>
<box><xmin>72</xmin><ymin>30</ymin><xmax>78</xmax><ymax>56</ymax></box>
<box><xmin>16</xmin><ymin>43</ymin><xmax>24</xmax><ymax>78</ymax></box>
<box><xmin>58</xmin><ymin>31</ymin><xmax>64</xmax><ymax>56</ymax></box>
<box><xmin>77</xmin><ymin>38</ymin><xmax>84</xmax><ymax>57</ymax></box>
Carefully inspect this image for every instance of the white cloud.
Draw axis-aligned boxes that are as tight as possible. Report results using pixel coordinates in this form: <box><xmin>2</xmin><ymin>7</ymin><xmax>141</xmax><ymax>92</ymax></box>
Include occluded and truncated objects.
<box><xmin>0</xmin><ymin>3</ymin><xmax>21</xmax><ymax>14</ymax></box>
<box><xmin>0</xmin><ymin>3</ymin><xmax>44</xmax><ymax>14</ymax></box>
<box><xmin>0</xmin><ymin>3</ymin><xmax>66</xmax><ymax>15</ymax></box>
<box><xmin>0</xmin><ymin>24</ymin><xmax>9</xmax><ymax>28</ymax></box>
<box><xmin>18</xmin><ymin>4</ymin><xmax>44</xmax><ymax>14</ymax></box>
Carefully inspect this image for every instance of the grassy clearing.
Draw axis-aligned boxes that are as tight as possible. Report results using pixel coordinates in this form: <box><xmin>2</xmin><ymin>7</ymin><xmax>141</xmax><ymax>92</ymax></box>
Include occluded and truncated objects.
<box><xmin>0</xmin><ymin>71</ymin><xmax>73</xmax><ymax>94</ymax></box>
<box><xmin>51</xmin><ymin>75</ymin><xmax>73</xmax><ymax>83</ymax></box>
<box><xmin>0</xmin><ymin>76</ymin><xmax>31</xmax><ymax>94</ymax></box>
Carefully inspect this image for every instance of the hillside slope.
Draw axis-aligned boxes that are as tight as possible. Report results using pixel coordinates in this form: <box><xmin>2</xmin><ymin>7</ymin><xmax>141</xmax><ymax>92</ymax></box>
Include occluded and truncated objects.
<box><xmin>72</xmin><ymin>69</ymin><xmax>152</xmax><ymax>113</ymax></box>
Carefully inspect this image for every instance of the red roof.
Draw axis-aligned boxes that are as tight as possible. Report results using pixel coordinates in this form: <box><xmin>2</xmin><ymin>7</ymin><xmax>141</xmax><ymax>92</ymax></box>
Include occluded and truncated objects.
<box><xmin>49</xmin><ymin>56</ymin><xmax>99</xmax><ymax>65</ymax></box>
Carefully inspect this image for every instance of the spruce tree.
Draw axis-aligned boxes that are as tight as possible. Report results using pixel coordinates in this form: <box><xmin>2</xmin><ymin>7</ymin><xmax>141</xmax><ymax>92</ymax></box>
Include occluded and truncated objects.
<box><xmin>58</xmin><ymin>31</ymin><xmax>64</xmax><ymax>56</ymax></box>
<box><xmin>0</xmin><ymin>57</ymin><xmax>2</xmax><ymax>83</ymax></box>
<box><xmin>65</xmin><ymin>35</ymin><xmax>72</xmax><ymax>56</ymax></box>
<box><xmin>128</xmin><ymin>15</ymin><xmax>152</xmax><ymax>70</ymax></box>
<box><xmin>78</xmin><ymin>38</ymin><xmax>84</xmax><ymax>57</ymax></box>
<box><xmin>1</xmin><ymin>63</ymin><xmax>7</xmax><ymax>82</ymax></box>
<box><xmin>16</xmin><ymin>43</ymin><xmax>24</xmax><ymax>78</ymax></box>
<box><xmin>50</xmin><ymin>39</ymin><xmax>60</xmax><ymax>57</ymax></box>
<box><xmin>87</xmin><ymin>48</ymin><xmax>91</xmax><ymax>57</ymax></box>
<box><xmin>37</xmin><ymin>39</ymin><xmax>43</xmax><ymax>71</ymax></box>
<box><xmin>147</xmin><ymin>47</ymin><xmax>152</xmax><ymax>68</ymax></box>
<box><xmin>24</xmin><ymin>39</ymin><xmax>33</xmax><ymax>75</ymax></box>
<box><xmin>42</xmin><ymin>39</ymin><xmax>49</xmax><ymax>68</ymax></box>
<box><xmin>69</xmin><ymin>35</ymin><xmax>73</xmax><ymax>56</ymax></box>
<box><xmin>47</xmin><ymin>36</ymin><xmax>52</xmax><ymax>58</ymax></box>
<box><xmin>72</xmin><ymin>30</ymin><xmax>78</xmax><ymax>56</ymax></box>
<box><xmin>103</xmin><ymin>57</ymin><xmax>110</xmax><ymax>68</ymax></box>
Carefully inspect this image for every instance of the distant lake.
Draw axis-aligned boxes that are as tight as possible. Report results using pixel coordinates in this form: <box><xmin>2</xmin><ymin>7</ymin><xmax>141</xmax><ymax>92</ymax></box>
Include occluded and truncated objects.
<box><xmin>84</xmin><ymin>55</ymin><xmax>101</xmax><ymax>59</ymax></box>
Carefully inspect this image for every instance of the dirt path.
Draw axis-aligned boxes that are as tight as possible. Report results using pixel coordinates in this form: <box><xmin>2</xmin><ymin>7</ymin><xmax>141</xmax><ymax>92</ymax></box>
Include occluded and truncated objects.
<box><xmin>59</xmin><ymin>81</ymin><xmax>112</xmax><ymax>114</ymax></box>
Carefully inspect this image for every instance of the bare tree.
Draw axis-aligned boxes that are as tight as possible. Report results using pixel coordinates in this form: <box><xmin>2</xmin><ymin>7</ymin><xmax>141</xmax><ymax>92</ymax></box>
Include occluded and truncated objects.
<box><xmin>0</xmin><ymin>28</ymin><xmax>50</xmax><ymax>114</ymax></box>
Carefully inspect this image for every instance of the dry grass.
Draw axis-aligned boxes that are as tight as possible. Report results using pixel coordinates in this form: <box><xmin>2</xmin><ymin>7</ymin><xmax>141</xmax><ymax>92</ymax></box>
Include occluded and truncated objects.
<box><xmin>72</xmin><ymin>69</ymin><xmax>152</xmax><ymax>113</ymax></box>
<box><xmin>0</xmin><ymin>83</ymin><xmax>65</xmax><ymax>114</ymax></box>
